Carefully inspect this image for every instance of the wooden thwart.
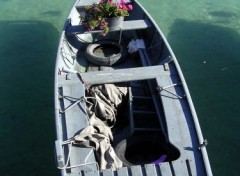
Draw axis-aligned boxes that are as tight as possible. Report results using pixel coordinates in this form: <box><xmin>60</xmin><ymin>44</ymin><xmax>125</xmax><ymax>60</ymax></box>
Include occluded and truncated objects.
<box><xmin>58</xmin><ymin>65</ymin><xmax>170</xmax><ymax>86</ymax></box>
<box><xmin>65</xmin><ymin>20</ymin><xmax>152</xmax><ymax>35</ymax></box>
<box><xmin>76</xmin><ymin>0</ymin><xmax>132</xmax><ymax>9</ymax></box>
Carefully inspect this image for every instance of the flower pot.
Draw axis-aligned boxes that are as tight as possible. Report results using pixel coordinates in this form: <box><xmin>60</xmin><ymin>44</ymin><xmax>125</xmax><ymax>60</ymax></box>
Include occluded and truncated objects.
<box><xmin>106</xmin><ymin>16</ymin><xmax>124</xmax><ymax>31</ymax></box>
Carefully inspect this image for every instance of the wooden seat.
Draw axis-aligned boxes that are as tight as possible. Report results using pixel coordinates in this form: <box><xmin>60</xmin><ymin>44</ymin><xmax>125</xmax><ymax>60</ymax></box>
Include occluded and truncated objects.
<box><xmin>58</xmin><ymin>65</ymin><xmax>169</xmax><ymax>86</ymax></box>
<box><xmin>56</xmin><ymin>82</ymin><xmax>98</xmax><ymax>173</ymax></box>
<box><xmin>76</xmin><ymin>0</ymin><xmax>131</xmax><ymax>9</ymax></box>
<box><xmin>65</xmin><ymin>19</ymin><xmax>152</xmax><ymax>35</ymax></box>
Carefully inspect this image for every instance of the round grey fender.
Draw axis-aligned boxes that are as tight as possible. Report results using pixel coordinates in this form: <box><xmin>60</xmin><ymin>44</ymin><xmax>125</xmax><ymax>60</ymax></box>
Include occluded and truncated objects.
<box><xmin>85</xmin><ymin>40</ymin><xmax>126</xmax><ymax>66</ymax></box>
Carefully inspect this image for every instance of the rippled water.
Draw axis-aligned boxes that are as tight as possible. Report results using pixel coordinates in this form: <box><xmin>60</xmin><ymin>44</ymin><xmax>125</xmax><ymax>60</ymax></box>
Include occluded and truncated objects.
<box><xmin>0</xmin><ymin>0</ymin><xmax>239</xmax><ymax>175</ymax></box>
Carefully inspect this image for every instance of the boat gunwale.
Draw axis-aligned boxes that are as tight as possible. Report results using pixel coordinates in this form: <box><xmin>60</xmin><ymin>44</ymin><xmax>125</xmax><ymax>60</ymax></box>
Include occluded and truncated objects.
<box><xmin>132</xmin><ymin>1</ymin><xmax>212</xmax><ymax>175</ymax></box>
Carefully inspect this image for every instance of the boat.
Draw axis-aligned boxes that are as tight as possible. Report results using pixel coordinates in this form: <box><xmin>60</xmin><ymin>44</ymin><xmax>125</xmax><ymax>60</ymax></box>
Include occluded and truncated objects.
<box><xmin>54</xmin><ymin>0</ymin><xmax>213</xmax><ymax>175</ymax></box>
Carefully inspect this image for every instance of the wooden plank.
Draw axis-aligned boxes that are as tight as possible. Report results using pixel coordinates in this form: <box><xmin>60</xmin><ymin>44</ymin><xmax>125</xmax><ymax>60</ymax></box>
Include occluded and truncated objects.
<box><xmin>156</xmin><ymin>75</ymin><xmax>196</xmax><ymax>145</ymax></box>
<box><xmin>130</xmin><ymin>166</ymin><xmax>143</xmax><ymax>176</ymax></box>
<box><xmin>155</xmin><ymin>76</ymin><xmax>197</xmax><ymax>175</ymax></box>
<box><xmin>102</xmin><ymin>169</ymin><xmax>114</xmax><ymax>176</ymax></box>
<box><xmin>158</xmin><ymin>163</ymin><xmax>172</xmax><ymax>176</ymax></box>
<box><xmin>58</xmin><ymin>65</ymin><xmax>169</xmax><ymax>86</ymax></box>
<box><xmin>84</xmin><ymin>170</ymin><xmax>100</xmax><ymax>176</ymax></box>
<box><xmin>62</xmin><ymin>83</ymin><xmax>89</xmax><ymax>138</ymax></box>
<box><xmin>155</xmin><ymin>76</ymin><xmax>182</xmax><ymax>144</ymax></box>
<box><xmin>76</xmin><ymin>0</ymin><xmax>99</xmax><ymax>8</ymax></box>
<box><xmin>84</xmin><ymin>169</ymin><xmax>118</xmax><ymax>176</ymax></box>
<box><xmin>171</xmin><ymin>160</ymin><xmax>189</xmax><ymax>176</ymax></box>
<box><xmin>69</xmin><ymin>147</ymin><xmax>98</xmax><ymax>174</ymax></box>
<box><xmin>116</xmin><ymin>167</ymin><xmax>129</xmax><ymax>176</ymax></box>
<box><xmin>61</xmin><ymin>83</ymin><xmax>98</xmax><ymax>173</ymax></box>
<box><xmin>76</xmin><ymin>0</ymin><xmax>131</xmax><ymax>9</ymax></box>
<box><xmin>65</xmin><ymin>20</ymin><xmax>152</xmax><ymax>35</ymax></box>
<box><xmin>144</xmin><ymin>164</ymin><xmax>157</xmax><ymax>176</ymax></box>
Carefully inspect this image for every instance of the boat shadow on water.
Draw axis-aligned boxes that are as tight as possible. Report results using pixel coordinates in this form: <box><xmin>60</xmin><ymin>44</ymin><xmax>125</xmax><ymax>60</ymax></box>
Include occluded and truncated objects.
<box><xmin>0</xmin><ymin>21</ymin><xmax>59</xmax><ymax>175</ymax></box>
<box><xmin>167</xmin><ymin>19</ymin><xmax>240</xmax><ymax>176</ymax></box>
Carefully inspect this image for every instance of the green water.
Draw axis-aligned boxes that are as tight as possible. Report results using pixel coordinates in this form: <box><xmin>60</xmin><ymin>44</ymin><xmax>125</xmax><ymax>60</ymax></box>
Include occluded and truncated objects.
<box><xmin>0</xmin><ymin>0</ymin><xmax>239</xmax><ymax>175</ymax></box>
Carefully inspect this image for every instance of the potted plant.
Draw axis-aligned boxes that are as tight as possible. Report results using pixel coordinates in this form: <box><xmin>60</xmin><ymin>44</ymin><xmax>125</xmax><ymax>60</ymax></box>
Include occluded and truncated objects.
<box><xmin>80</xmin><ymin>0</ymin><xmax>133</xmax><ymax>36</ymax></box>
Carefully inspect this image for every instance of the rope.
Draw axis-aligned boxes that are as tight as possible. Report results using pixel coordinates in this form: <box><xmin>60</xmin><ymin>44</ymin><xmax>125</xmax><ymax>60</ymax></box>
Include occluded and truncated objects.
<box><xmin>60</xmin><ymin>37</ymin><xmax>77</xmax><ymax>69</ymax></box>
<box><xmin>60</xmin><ymin>97</ymin><xmax>84</xmax><ymax>113</ymax></box>
<box><xmin>63</xmin><ymin>36</ymin><xmax>76</xmax><ymax>55</ymax></box>
<box><xmin>57</xmin><ymin>140</ymin><xmax>99</xmax><ymax>170</ymax></box>
<box><xmin>60</xmin><ymin>96</ymin><xmax>88</xmax><ymax>115</ymax></box>
<box><xmin>118</xmin><ymin>28</ymin><xmax>123</xmax><ymax>44</ymax></box>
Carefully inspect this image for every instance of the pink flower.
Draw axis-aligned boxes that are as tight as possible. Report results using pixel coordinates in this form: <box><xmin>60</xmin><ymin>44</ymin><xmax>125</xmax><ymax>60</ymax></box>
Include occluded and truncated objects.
<box><xmin>122</xmin><ymin>5</ymin><xmax>128</xmax><ymax>11</ymax></box>
<box><xmin>102</xmin><ymin>32</ymin><xmax>107</xmax><ymax>37</ymax></box>
<box><xmin>118</xmin><ymin>3</ymin><xmax>123</xmax><ymax>8</ymax></box>
<box><xmin>127</xmin><ymin>4</ymin><xmax>133</xmax><ymax>11</ymax></box>
<box><xmin>100</xmin><ymin>25</ymin><xmax>104</xmax><ymax>30</ymax></box>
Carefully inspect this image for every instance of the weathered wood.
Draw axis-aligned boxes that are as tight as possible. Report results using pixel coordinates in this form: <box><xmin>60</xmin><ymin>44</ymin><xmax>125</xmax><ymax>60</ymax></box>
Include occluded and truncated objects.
<box><xmin>65</xmin><ymin>20</ymin><xmax>152</xmax><ymax>35</ymax></box>
<box><xmin>156</xmin><ymin>75</ymin><xmax>189</xmax><ymax>144</ymax></box>
<box><xmin>102</xmin><ymin>169</ymin><xmax>114</xmax><ymax>176</ymax></box>
<box><xmin>61</xmin><ymin>82</ymin><xmax>97</xmax><ymax>173</ymax></box>
<box><xmin>144</xmin><ymin>164</ymin><xmax>157</xmax><ymax>176</ymax></box>
<box><xmin>116</xmin><ymin>167</ymin><xmax>129</xmax><ymax>176</ymax></box>
<box><xmin>61</xmin><ymin>82</ymin><xmax>88</xmax><ymax>138</ymax></box>
<box><xmin>76</xmin><ymin>0</ymin><xmax>131</xmax><ymax>9</ymax></box>
<box><xmin>58</xmin><ymin>65</ymin><xmax>169</xmax><ymax>86</ymax></box>
<box><xmin>158</xmin><ymin>163</ymin><xmax>173</xmax><ymax>176</ymax></box>
<box><xmin>171</xmin><ymin>160</ymin><xmax>189</xmax><ymax>176</ymax></box>
<box><xmin>130</xmin><ymin>166</ymin><xmax>143</xmax><ymax>176</ymax></box>
<box><xmin>84</xmin><ymin>170</ymin><xmax>100</xmax><ymax>176</ymax></box>
<box><xmin>156</xmin><ymin>76</ymin><xmax>200</xmax><ymax>175</ymax></box>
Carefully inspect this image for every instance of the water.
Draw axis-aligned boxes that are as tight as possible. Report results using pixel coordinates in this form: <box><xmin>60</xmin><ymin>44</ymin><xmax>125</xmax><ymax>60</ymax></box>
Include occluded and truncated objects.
<box><xmin>0</xmin><ymin>0</ymin><xmax>239</xmax><ymax>175</ymax></box>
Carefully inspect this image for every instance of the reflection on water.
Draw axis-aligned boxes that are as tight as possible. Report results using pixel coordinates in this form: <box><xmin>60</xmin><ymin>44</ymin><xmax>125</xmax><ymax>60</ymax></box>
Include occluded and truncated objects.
<box><xmin>0</xmin><ymin>0</ymin><xmax>240</xmax><ymax>176</ymax></box>
<box><xmin>0</xmin><ymin>20</ymin><xmax>59</xmax><ymax>176</ymax></box>
<box><xmin>205</xmin><ymin>4</ymin><xmax>240</xmax><ymax>24</ymax></box>
<box><xmin>41</xmin><ymin>10</ymin><xmax>62</xmax><ymax>17</ymax></box>
<box><xmin>168</xmin><ymin>22</ymin><xmax>240</xmax><ymax>176</ymax></box>
<box><xmin>140</xmin><ymin>0</ymin><xmax>240</xmax><ymax>175</ymax></box>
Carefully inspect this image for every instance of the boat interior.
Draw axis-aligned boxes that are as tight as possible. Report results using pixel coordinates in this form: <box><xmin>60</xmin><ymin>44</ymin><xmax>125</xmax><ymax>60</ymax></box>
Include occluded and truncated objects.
<box><xmin>54</xmin><ymin>0</ymin><xmax>209</xmax><ymax>176</ymax></box>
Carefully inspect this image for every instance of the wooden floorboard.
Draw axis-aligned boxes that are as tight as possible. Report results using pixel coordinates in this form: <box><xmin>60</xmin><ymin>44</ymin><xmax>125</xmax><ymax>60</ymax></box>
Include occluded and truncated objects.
<box><xmin>158</xmin><ymin>163</ymin><xmax>173</xmax><ymax>176</ymax></box>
